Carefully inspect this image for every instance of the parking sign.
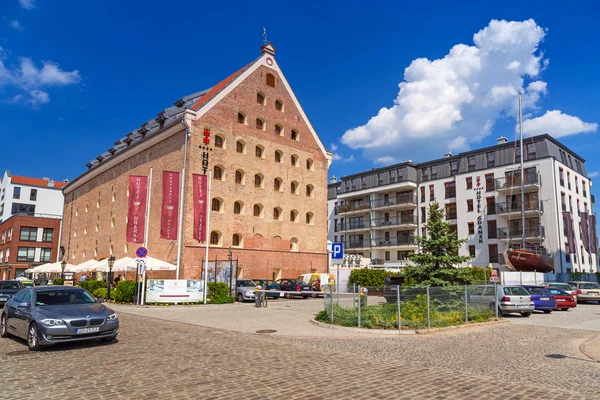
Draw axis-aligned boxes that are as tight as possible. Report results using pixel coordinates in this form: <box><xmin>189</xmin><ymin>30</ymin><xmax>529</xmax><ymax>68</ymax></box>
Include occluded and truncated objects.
<box><xmin>331</xmin><ymin>242</ymin><xmax>344</xmax><ymax>265</ymax></box>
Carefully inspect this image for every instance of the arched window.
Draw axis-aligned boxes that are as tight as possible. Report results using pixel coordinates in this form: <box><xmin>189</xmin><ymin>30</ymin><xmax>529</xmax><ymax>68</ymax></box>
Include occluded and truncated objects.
<box><xmin>210</xmin><ymin>231</ymin><xmax>221</xmax><ymax>245</ymax></box>
<box><xmin>291</xmin><ymin>129</ymin><xmax>299</xmax><ymax>141</ymax></box>
<box><xmin>290</xmin><ymin>237</ymin><xmax>299</xmax><ymax>251</ymax></box>
<box><xmin>291</xmin><ymin>155</ymin><xmax>298</xmax><ymax>167</ymax></box>
<box><xmin>214</xmin><ymin>166</ymin><xmax>223</xmax><ymax>180</ymax></box>
<box><xmin>306</xmin><ymin>212</ymin><xmax>314</xmax><ymax>224</ymax></box>
<box><xmin>254</xmin><ymin>174</ymin><xmax>263</xmax><ymax>187</ymax></box>
<box><xmin>274</xmin><ymin>178</ymin><xmax>282</xmax><ymax>191</ymax></box>
<box><xmin>291</xmin><ymin>181</ymin><xmax>298</xmax><ymax>194</ymax></box>
<box><xmin>234</xmin><ymin>201</ymin><xmax>243</xmax><ymax>214</ymax></box>
<box><xmin>306</xmin><ymin>158</ymin><xmax>314</xmax><ymax>171</ymax></box>
<box><xmin>275</xmin><ymin>99</ymin><xmax>283</xmax><ymax>111</ymax></box>
<box><xmin>256</xmin><ymin>118</ymin><xmax>265</xmax><ymax>130</ymax></box>
<box><xmin>266</xmin><ymin>73</ymin><xmax>276</xmax><ymax>88</ymax></box>
<box><xmin>257</xmin><ymin>92</ymin><xmax>265</xmax><ymax>105</ymax></box>
<box><xmin>290</xmin><ymin>209</ymin><xmax>298</xmax><ymax>222</ymax></box>
<box><xmin>211</xmin><ymin>198</ymin><xmax>222</xmax><ymax>212</ymax></box>
<box><xmin>275</xmin><ymin>150</ymin><xmax>283</xmax><ymax>163</ymax></box>
<box><xmin>237</xmin><ymin>112</ymin><xmax>246</xmax><ymax>124</ymax></box>
<box><xmin>236</xmin><ymin>140</ymin><xmax>245</xmax><ymax>153</ymax></box>
<box><xmin>112</xmin><ymin>193</ymin><xmax>116</xmax><ymax>202</ymax></box>
<box><xmin>253</xmin><ymin>204</ymin><xmax>263</xmax><ymax>217</ymax></box>
<box><xmin>274</xmin><ymin>124</ymin><xmax>283</xmax><ymax>136</ymax></box>
<box><xmin>273</xmin><ymin>207</ymin><xmax>281</xmax><ymax>220</ymax></box>
<box><xmin>235</xmin><ymin>170</ymin><xmax>244</xmax><ymax>184</ymax></box>
<box><xmin>255</xmin><ymin>145</ymin><xmax>263</xmax><ymax>158</ymax></box>
<box><xmin>215</xmin><ymin>135</ymin><xmax>223</xmax><ymax>148</ymax></box>
<box><xmin>232</xmin><ymin>234</ymin><xmax>242</xmax><ymax>247</ymax></box>
<box><xmin>306</xmin><ymin>184</ymin><xmax>314</xmax><ymax>197</ymax></box>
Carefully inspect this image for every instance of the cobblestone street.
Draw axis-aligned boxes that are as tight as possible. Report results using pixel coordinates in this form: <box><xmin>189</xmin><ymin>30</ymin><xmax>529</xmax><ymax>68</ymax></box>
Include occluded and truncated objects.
<box><xmin>1</xmin><ymin>305</ymin><xmax>600</xmax><ymax>399</ymax></box>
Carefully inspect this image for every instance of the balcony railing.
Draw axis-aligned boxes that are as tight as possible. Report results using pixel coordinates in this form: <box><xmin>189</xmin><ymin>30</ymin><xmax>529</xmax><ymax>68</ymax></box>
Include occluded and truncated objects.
<box><xmin>371</xmin><ymin>215</ymin><xmax>417</xmax><ymax>228</ymax></box>
<box><xmin>344</xmin><ymin>240</ymin><xmax>370</xmax><ymax>249</ymax></box>
<box><xmin>496</xmin><ymin>201</ymin><xmax>541</xmax><ymax>214</ymax></box>
<box><xmin>336</xmin><ymin>222</ymin><xmax>368</xmax><ymax>231</ymax></box>
<box><xmin>373</xmin><ymin>236</ymin><xmax>418</xmax><ymax>247</ymax></box>
<box><xmin>494</xmin><ymin>173</ymin><xmax>538</xmax><ymax>190</ymax></box>
<box><xmin>336</xmin><ymin>201</ymin><xmax>370</xmax><ymax>214</ymax></box>
<box><xmin>497</xmin><ymin>226</ymin><xmax>544</xmax><ymax>240</ymax></box>
<box><xmin>371</xmin><ymin>195</ymin><xmax>416</xmax><ymax>209</ymax></box>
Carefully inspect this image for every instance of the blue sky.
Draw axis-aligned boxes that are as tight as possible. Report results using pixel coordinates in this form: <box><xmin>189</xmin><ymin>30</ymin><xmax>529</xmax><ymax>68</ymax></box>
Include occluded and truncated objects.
<box><xmin>1</xmin><ymin>0</ymin><xmax>599</xmax><ymax>201</ymax></box>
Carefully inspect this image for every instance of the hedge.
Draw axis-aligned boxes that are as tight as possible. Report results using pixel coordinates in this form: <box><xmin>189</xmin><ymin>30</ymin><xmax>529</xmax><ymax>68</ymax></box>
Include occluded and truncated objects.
<box><xmin>93</xmin><ymin>288</ymin><xmax>107</xmax><ymax>299</ymax></box>
<box><xmin>79</xmin><ymin>280</ymin><xmax>106</xmax><ymax>293</ymax></box>
<box><xmin>113</xmin><ymin>280</ymin><xmax>137</xmax><ymax>303</ymax></box>
<box><xmin>347</xmin><ymin>269</ymin><xmax>401</xmax><ymax>287</ymax></box>
<box><xmin>207</xmin><ymin>282</ymin><xmax>234</xmax><ymax>304</ymax></box>
<box><xmin>52</xmin><ymin>278</ymin><xmax>64</xmax><ymax>286</ymax></box>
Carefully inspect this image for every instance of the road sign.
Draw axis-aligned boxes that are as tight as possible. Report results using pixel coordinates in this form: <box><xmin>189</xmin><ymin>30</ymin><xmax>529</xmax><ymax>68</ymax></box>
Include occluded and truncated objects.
<box><xmin>331</xmin><ymin>242</ymin><xmax>344</xmax><ymax>259</ymax></box>
<box><xmin>136</xmin><ymin>258</ymin><xmax>146</xmax><ymax>273</ymax></box>
<box><xmin>490</xmin><ymin>269</ymin><xmax>500</xmax><ymax>283</ymax></box>
<box><xmin>136</xmin><ymin>247</ymin><xmax>148</xmax><ymax>258</ymax></box>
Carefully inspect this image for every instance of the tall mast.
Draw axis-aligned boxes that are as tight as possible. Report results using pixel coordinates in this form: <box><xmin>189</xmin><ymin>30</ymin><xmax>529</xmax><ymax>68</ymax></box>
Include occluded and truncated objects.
<box><xmin>518</xmin><ymin>92</ymin><xmax>526</xmax><ymax>249</ymax></box>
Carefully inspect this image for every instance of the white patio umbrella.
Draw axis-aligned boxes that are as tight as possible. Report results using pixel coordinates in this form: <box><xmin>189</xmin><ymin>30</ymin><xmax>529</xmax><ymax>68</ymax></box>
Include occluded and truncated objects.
<box><xmin>126</xmin><ymin>256</ymin><xmax>177</xmax><ymax>271</ymax></box>
<box><xmin>28</xmin><ymin>261</ymin><xmax>78</xmax><ymax>274</ymax></box>
<box><xmin>76</xmin><ymin>259</ymin><xmax>99</xmax><ymax>271</ymax></box>
<box><xmin>86</xmin><ymin>257</ymin><xmax>136</xmax><ymax>272</ymax></box>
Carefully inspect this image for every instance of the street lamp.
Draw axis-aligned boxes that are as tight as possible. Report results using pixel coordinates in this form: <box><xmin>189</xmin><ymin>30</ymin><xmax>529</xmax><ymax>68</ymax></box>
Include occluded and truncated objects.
<box><xmin>60</xmin><ymin>260</ymin><xmax>67</xmax><ymax>281</ymax></box>
<box><xmin>228</xmin><ymin>247</ymin><xmax>233</xmax><ymax>297</ymax></box>
<box><xmin>106</xmin><ymin>255</ymin><xmax>116</xmax><ymax>301</ymax></box>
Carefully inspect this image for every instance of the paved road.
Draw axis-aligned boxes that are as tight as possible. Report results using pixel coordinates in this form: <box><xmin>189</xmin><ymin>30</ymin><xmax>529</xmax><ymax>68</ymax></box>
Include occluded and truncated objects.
<box><xmin>1</xmin><ymin>303</ymin><xmax>600</xmax><ymax>399</ymax></box>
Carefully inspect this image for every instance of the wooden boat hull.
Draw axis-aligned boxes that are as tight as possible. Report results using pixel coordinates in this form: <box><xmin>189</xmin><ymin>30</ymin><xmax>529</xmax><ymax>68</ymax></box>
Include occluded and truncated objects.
<box><xmin>504</xmin><ymin>249</ymin><xmax>554</xmax><ymax>273</ymax></box>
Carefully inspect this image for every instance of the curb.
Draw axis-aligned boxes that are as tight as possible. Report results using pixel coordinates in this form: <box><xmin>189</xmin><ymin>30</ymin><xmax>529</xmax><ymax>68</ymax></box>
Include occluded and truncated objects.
<box><xmin>310</xmin><ymin>318</ymin><xmax>507</xmax><ymax>335</ymax></box>
<box><xmin>579</xmin><ymin>334</ymin><xmax>600</xmax><ymax>362</ymax></box>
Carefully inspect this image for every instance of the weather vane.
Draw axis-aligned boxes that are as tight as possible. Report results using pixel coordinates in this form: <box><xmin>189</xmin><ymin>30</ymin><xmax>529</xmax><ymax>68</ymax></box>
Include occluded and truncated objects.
<box><xmin>263</xmin><ymin>27</ymin><xmax>268</xmax><ymax>45</ymax></box>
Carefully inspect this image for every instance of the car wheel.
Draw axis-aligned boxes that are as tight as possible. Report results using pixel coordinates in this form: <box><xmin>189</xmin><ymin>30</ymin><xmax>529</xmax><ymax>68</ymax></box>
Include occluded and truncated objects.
<box><xmin>311</xmin><ymin>293</ymin><xmax>318</xmax><ymax>298</ymax></box>
<box><xmin>284</xmin><ymin>293</ymin><xmax>292</xmax><ymax>299</ymax></box>
<box><xmin>0</xmin><ymin>313</ymin><xmax>10</xmax><ymax>338</ymax></box>
<box><xmin>520</xmin><ymin>312</ymin><xmax>531</xmax><ymax>318</ymax></box>
<box><xmin>543</xmin><ymin>310</ymin><xmax>552</xmax><ymax>314</ymax></box>
<box><xmin>237</xmin><ymin>293</ymin><xmax>244</xmax><ymax>303</ymax></box>
<box><xmin>27</xmin><ymin>323</ymin><xmax>42</xmax><ymax>351</ymax></box>
<box><xmin>302</xmin><ymin>296</ymin><xmax>309</xmax><ymax>299</ymax></box>
<box><xmin>100</xmin><ymin>336</ymin><xmax>117</xmax><ymax>343</ymax></box>
<box><xmin>561</xmin><ymin>308</ymin><xmax>569</xmax><ymax>311</ymax></box>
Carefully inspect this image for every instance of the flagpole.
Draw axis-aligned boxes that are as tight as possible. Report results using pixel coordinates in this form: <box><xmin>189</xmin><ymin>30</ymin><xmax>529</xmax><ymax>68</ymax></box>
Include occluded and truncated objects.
<box><xmin>202</xmin><ymin>171</ymin><xmax>212</xmax><ymax>304</ymax></box>
<box><xmin>140</xmin><ymin>167</ymin><xmax>152</xmax><ymax>306</ymax></box>
<box><xmin>176</xmin><ymin>119</ymin><xmax>190</xmax><ymax>280</ymax></box>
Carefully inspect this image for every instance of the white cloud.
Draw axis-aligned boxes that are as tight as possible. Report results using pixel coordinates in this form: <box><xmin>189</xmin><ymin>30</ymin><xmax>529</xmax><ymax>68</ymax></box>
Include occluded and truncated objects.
<box><xmin>588</xmin><ymin>171</ymin><xmax>599</xmax><ymax>178</ymax></box>
<box><xmin>8</xmin><ymin>20</ymin><xmax>23</xmax><ymax>30</ymax></box>
<box><xmin>340</xmin><ymin>19</ymin><xmax>596</xmax><ymax>164</ymax></box>
<box><xmin>523</xmin><ymin>110</ymin><xmax>597</xmax><ymax>137</ymax></box>
<box><xmin>0</xmin><ymin>46</ymin><xmax>81</xmax><ymax>107</ymax></box>
<box><xmin>18</xmin><ymin>0</ymin><xmax>36</xmax><ymax>9</ymax></box>
<box><xmin>331</xmin><ymin>153</ymin><xmax>355</xmax><ymax>163</ymax></box>
<box><xmin>330</xmin><ymin>143</ymin><xmax>338</xmax><ymax>152</ymax></box>
<box><xmin>375</xmin><ymin>156</ymin><xmax>396</xmax><ymax>165</ymax></box>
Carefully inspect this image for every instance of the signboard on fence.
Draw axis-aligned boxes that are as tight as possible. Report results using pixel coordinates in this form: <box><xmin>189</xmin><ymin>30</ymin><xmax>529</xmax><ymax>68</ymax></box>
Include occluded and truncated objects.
<box><xmin>145</xmin><ymin>279</ymin><xmax>204</xmax><ymax>303</ymax></box>
<box><xmin>490</xmin><ymin>269</ymin><xmax>500</xmax><ymax>283</ymax></box>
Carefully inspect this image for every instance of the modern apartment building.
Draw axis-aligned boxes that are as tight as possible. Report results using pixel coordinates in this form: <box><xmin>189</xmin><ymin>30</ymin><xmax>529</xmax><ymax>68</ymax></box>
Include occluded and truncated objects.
<box><xmin>328</xmin><ymin>134</ymin><xmax>597</xmax><ymax>273</ymax></box>
<box><xmin>61</xmin><ymin>43</ymin><xmax>331</xmax><ymax>280</ymax></box>
<box><xmin>0</xmin><ymin>171</ymin><xmax>65</xmax><ymax>279</ymax></box>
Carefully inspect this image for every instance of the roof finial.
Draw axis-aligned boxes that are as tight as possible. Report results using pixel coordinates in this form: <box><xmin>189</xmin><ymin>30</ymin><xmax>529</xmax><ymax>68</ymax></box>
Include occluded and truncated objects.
<box><xmin>262</xmin><ymin>27</ymin><xmax>268</xmax><ymax>45</ymax></box>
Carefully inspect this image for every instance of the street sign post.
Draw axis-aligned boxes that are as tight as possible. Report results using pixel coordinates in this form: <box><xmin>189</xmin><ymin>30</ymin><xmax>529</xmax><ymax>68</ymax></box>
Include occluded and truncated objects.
<box><xmin>331</xmin><ymin>242</ymin><xmax>344</xmax><ymax>265</ymax></box>
<box><xmin>490</xmin><ymin>269</ymin><xmax>500</xmax><ymax>283</ymax></box>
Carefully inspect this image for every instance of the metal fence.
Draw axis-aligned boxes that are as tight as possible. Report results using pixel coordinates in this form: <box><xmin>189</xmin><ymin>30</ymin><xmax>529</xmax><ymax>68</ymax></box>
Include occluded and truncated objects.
<box><xmin>323</xmin><ymin>284</ymin><xmax>499</xmax><ymax>331</ymax></box>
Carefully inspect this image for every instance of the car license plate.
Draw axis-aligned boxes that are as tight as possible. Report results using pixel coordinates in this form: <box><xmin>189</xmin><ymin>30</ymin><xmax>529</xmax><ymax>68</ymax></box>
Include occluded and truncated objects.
<box><xmin>556</xmin><ymin>299</ymin><xmax>565</xmax><ymax>302</ymax></box>
<box><xmin>302</xmin><ymin>287</ymin><xmax>311</xmax><ymax>290</ymax></box>
<box><xmin>75</xmin><ymin>327</ymin><xmax>100</xmax><ymax>334</ymax></box>
<box><xmin>541</xmin><ymin>297</ymin><xmax>550</xmax><ymax>300</ymax></box>
<box><xmin>589</xmin><ymin>292</ymin><xmax>599</xmax><ymax>296</ymax></box>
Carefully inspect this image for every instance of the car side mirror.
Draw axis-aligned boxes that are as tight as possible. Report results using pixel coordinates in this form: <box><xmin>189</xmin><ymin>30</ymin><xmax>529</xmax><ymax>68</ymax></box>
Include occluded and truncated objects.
<box><xmin>98</xmin><ymin>298</ymin><xmax>105</xmax><ymax>303</ymax></box>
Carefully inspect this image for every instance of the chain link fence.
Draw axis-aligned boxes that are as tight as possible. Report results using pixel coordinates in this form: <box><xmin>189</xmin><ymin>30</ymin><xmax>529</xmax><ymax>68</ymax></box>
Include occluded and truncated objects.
<box><xmin>322</xmin><ymin>284</ymin><xmax>499</xmax><ymax>330</ymax></box>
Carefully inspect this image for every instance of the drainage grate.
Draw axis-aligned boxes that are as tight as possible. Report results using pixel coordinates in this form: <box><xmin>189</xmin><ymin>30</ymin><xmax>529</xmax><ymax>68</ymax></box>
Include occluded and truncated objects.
<box><xmin>255</xmin><ymin>329</ymin><xmax>277</xmax><ymax>334</ymax></box>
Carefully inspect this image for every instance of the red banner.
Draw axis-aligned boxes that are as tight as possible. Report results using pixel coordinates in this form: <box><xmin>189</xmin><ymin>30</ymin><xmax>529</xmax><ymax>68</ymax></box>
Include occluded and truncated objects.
<box><xmin>193</xmin><ymin>174</ymin><xmax>208</xmax><ymax>242</ymax></box>
<box><xmin>160</xmin><ymin>171</ymin><xmax>180</xmax><ymax>240</ymax></box>
<box><xmin>126</xmin><ymin>176</ymin><xmax>148</xmax><ymax>243</ymax></box>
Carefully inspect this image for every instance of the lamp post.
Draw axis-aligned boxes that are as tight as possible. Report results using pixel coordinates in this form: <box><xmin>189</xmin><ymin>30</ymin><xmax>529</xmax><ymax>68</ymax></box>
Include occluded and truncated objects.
<box><xmin>7</xmin><ymin>266</ymin><xmax>12</xmax><ymax>280</ymax></box>
<box><xmin>60</xmin><ymin>260</ymin><xmax>67</xmax><ymax>281</ymax></box>
<box><xmin>228</xmin><ymin>247</ymin><xmax>233</xmax><ymax>297</ymax></box>
<box><xmin>106</xmin><ymin>255</ymin><xmax>116</xmax><ymax>300</ymax></box>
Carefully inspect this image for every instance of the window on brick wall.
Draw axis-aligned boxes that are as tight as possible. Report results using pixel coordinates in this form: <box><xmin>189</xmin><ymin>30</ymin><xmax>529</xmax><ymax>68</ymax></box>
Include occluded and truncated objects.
<box><xmin>266</xmin><ymin>73</ymin><xmax>276</xmax><ymax>87</ymax></box>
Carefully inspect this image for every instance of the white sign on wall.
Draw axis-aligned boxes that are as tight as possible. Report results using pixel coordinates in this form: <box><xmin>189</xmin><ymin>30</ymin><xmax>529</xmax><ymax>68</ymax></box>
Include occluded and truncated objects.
<box><xmin>145</xmin><ymin>279</ymin><xmax>204</xmax><ymax>303</ymax></box>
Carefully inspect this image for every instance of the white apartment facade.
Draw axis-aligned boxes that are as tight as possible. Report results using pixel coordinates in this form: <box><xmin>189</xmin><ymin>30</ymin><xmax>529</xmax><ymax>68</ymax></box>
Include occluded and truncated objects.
<box><xmin>328</xmin><ymin>134</ymin><xmax>597</xmax><ymax>273</ymax></box>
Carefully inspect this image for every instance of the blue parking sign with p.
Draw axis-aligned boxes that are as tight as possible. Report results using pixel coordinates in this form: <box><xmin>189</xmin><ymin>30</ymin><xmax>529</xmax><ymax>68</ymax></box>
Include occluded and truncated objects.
<box><xmin>332</xmin><ymin>242</ymin><xmax>344</xmax><ymax>259</ymax></box>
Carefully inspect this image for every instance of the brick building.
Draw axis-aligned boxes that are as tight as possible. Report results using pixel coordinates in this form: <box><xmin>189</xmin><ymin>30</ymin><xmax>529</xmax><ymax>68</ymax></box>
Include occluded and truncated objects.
<box><xmin>61</xmin><ymin>43</ymin><xmax>332</xmax><ymax>280</ymax></box>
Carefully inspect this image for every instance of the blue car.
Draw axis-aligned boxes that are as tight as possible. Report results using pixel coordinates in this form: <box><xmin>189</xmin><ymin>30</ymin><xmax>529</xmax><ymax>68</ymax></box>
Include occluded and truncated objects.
<box><xmin>523</xmin><ymin>286</ymin><xmax>556</xmax><ymax>313</ymax></box>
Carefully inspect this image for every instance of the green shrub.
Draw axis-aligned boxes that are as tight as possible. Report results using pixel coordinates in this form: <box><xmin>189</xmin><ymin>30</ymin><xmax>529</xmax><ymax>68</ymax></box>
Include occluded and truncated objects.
<box><xmin>113</xmin><ymin>280</ymin><xmax>137</xmax><ymax>303</ymax></box>
<box><xmin>79</xmin><ymin>280</ymin><xmax>106</xmax><ymax>293</ymax></box>
<box><xmin>207</xmin><ymin>282</ymin><xmax>234</xmax><ymax>304</ymax></box>
<box><xmin>52</xmin><ymin>278</ymin><xmax>64</xmax><ymax>285</ymax></box>
<box><xmin>93</xmin><ymin>288</ymin><xmax>107</xmax><ymax>299</ymax></box>
<box><xmin>348</xmin><ymin>269</ymin><xmax>401</xmax><ymax>287</ymax></box>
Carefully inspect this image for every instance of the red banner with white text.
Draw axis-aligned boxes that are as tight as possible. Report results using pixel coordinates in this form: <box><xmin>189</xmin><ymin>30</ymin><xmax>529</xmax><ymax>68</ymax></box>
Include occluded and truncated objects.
<box><xmin>160</xmin><ymin>171</ymin><xmax>180</xmax><ymax>240</ymax></box>
<box><xmin>192</xmin><ymin>174</ymin><xmax>208</xmax><ymax>242</ymax></box>
<box><xmin>126</xmin><ymin>176</ymin><xmax>148</xmax><ymax>243</ymax></box>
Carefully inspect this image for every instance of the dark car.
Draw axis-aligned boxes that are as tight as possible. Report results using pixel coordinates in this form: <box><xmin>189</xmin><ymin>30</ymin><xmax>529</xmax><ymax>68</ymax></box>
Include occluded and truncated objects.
<box><xmin>383</xmin><ymin>276</ymin><xmax>404</xmax><ymax>303</ymax></box>
<box><xmin>274</xmin><ymin>279</ymin><xmax>312</xmax><ymax>299</ymax></box>
<box><xmin>0</xmin><ymin>281</ymin><xmax>22</xmax><ymax>308</ymax></box>
<box><xmin>1</xmin><ymin>286</ymin><xmax>119</xmax><ymax>351</ymax></box>
<box><xmin>253</xmin><ymin>279</ymin><xmax>281</xmax><ymax>299</ymax></box>
<box><xmin>522</xmin><ymin>286</ymin><xmax>557</xmax><ymax>313</ymax></box>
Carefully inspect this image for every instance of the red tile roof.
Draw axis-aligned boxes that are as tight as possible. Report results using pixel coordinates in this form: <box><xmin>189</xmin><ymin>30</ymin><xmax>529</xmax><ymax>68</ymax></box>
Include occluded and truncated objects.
<box><xmin>11</xmin><ymin>175</ymin><xmax>66</xmax><ymax>189</ymax></box>
<box><xmin>191</xmin><ymin>61</ymin><xmax>255</xmax><ymax>111</ymax></box>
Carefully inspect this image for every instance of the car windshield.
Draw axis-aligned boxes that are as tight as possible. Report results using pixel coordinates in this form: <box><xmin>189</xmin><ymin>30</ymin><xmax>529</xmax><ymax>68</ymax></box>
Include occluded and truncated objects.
<box><xmin>21</xmin><ymin>282</ymin><xmax>34</xmax><ymax>287</ymax></box>
<box><xmin>548</xmin><ymin>288</ymin><xmax>567</xmax><ymax>295</ymax></box>
<box><xmin>35</xmin><ymin>290</ymin><xmax>96</xmax><ymax>306</ymax></box>
<box><xmin>527</xmin><ymin>287</ymin><xmax>550</xmax><ymax>295</ymax></box>
<box><xmin>0</xmin><ymin>282</ymin><xmax>20</xmax><ymax>290</ymax></box>
<box><xmin>580</xmin><ymin>283</ymin><xmax>600</xmax><ymax>289</ymax></box>
<box><xmin>237</xmin><ymin>280</ymin><xmax>257</xmax><ymax>287</ymax></box>
<box><xmin>289</xmin><ymin>280</ymin><xmax>305</xmax><ymax>285</ymax></box>
<box><xmin>503</xmin><ymin>286</ymin><xmax>529</xmax><ymax>296</ymax></box>
<box><xmin>550</xmin><ymin>283</ymin><xmax>572</xmax><ymax>291</ymax></box>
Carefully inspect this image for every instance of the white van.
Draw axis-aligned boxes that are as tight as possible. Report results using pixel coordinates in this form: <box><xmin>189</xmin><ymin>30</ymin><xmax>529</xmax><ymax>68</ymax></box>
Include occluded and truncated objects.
<box><xmin>298</xmin><ymin>273</ymin><xmax>335</xmax><ymax>297</ymax></box>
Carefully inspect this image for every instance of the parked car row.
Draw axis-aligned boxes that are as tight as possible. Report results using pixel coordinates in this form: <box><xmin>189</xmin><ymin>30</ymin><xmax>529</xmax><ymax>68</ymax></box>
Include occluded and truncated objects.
<box><xmin>235</xmin><ymin>278</ymin><xmax>314</xmax><ymax>302</ymax></box>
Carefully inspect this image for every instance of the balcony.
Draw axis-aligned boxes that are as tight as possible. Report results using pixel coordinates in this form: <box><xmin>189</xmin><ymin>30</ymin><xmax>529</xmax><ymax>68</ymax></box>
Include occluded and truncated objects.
<box><xmin>497</xmin><ymin>226</ymin><xmax>544</xmax><ymax>242</ymax></box>
<box><xmin>445</xmin><ymin>190</ymin><xmax>457</xmax><ymax>199</ymax></box>
<box><xmin>373</xmin><ymin>236</ymin><xmax>418</xmax><ymax>248</ymax></box>
<box><xmin>344</xmin><ymin>239</ymin><xmax>371</xmax><ymax>250</ymax></box>
<box><xmin>495</xmin><ymin>173</ymin><xmax>539</xmax><ymax>193</ymax></box>
<box><xmin>371</xmin><ymin>195</ymin><xmax>417</xmax><ymax>210</ymax></box>
<box><xmin>336</xmin><ymin>221</ymin><xmax>369</xmax><ymax>232</ymax></box>
<box><xmin>495</xmin><ymin>201</ymin><xmax>541</xmax><ymax>218</ymax></box>
<box><xmin>371</xmin><ymin>215</ymin><xmax>418</xmax><ymax>229</ymax></box>
<box><xmin>336</xmin><ymin>201</ymin><xmax>370</xmax><ymax>215</ymax></box>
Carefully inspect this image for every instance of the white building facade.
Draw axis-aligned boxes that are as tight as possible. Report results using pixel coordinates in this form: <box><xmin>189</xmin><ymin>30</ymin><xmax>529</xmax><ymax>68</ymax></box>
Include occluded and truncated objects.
<box><xmin>328</xmin><ymin>135</ymin><xmax>597</xmax><ymax>273</ymax></box>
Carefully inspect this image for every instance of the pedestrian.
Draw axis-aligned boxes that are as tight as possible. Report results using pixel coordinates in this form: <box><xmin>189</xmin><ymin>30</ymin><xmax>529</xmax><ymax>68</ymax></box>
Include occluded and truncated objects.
<box><xmin>79</xmin><ymin>274</ymin><xmax>87</xmax><ymax>283</ymax></box>
<box><xmin>384</xmin><ymin>274</ymin><xmax>392</xmax><ymax>285</ymax></box>
<box><xmin>114</xmin><ymin>275</ymin><xmax>121</xmax><ymax>286</ymax></box>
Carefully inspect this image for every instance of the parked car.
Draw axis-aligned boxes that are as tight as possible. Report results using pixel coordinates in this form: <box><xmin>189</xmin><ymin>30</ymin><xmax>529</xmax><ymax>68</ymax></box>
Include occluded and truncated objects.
<box><xmin>543</xmin><ymin>287</ymin><xmax>576</xmax><ymax>311</ymax></box>
<box><xmin>252</xmin><ymin>279</ymin><xmax>280</xmax><ymax>299</ymax></box>
<box><xmin>298</xmin><ymin>274</ymin><xmax>335</xmax><ymax>297</ymax></box>
<box><xmin>383</xmin><ymin>276</ymin><xmax>405</xmax><ymax>303</ymax></box>
<box><xmin>0</xmin><ymin>281</ymin><xmax>23</xmax><ymax>308</ymax></box>
<box><xmin>235</xmin><ymin>279</ymin><xmax>259</xmax><ymax>302</ymax></box>
<box><xmin>1</xmin><ymin>286</ymin><xmax>119</xmax><ymax>351</ymax></box>
<box><xmin>568</xmin><ymin>281</ymin><xmax>600</xmax><ymax>303</ymax></box>
<box><xmin>468</xmin><ymin>285</ymin><xmax>535</xmax><ymax>317</ymax></box>
<box><xmin>544</xmin><ymin>282</ymin><xmax>576</xmax><ymax>298</ymax></box>
<box><xmin>522</xmin><ymin>286</ymin><xmax>557</xmax><ymax>313</ymax></box>
<box><xmin>274</xmin><ymin>279</ymin><xmax>312</xmax><ymax>299</ymax></box>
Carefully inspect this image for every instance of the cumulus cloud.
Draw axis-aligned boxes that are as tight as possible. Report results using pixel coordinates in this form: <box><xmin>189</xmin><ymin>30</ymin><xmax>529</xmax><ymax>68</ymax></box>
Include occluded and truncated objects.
<box><xmin>588</xmin><ymin>171</ymin><xmax>599</xmax><ymax>178</ymax></box>
<box><xmin>19</xmin><ymin>0</ymin><xmax>36</xmax><ymax>9</ymax></box>
<box><xmin>8</xmin><ymin>20</ymin><xmax>24</xmax><ymax>30</ymax></box>
<box><xmin>0</xmin><ymin>46</ymin><xmax>81</xmax><ymax>106</ymax></box>
<box><xmin>331</xmin><ymin>153</ymin><xmax>355</xmax><ymax>163</ymax></box>
<box><xmin>523</xmin><ymin>110</ymin><xmax>598</xmax><ymax>137</ymax></box>
<box><xmin>340</xmin><ymin>19</ymin><xmax>596</xmax><ymax>164</ymax></box>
